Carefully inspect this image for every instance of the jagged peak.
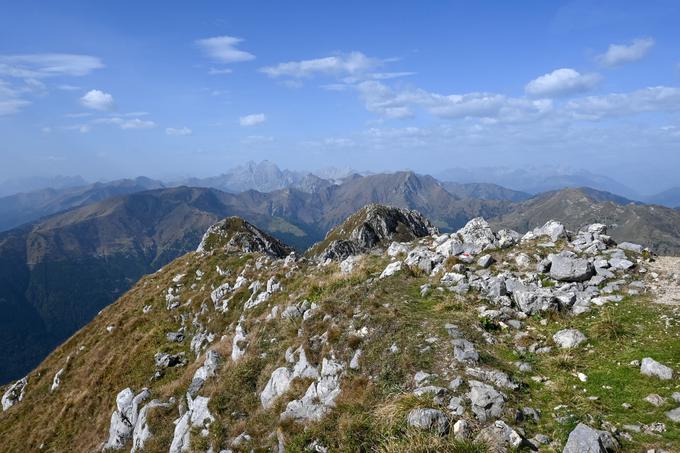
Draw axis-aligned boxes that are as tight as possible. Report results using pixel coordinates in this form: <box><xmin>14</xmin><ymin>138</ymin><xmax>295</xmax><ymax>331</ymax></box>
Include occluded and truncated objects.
<box><xmin>196</xmin><ymin>216</ymin><xmax>293</xmax><ymax>258</ymax></box>
<box><xmin>306</xmin><ymin>203</ymin><xmax>438</xmax><ymax>261</ymax></box>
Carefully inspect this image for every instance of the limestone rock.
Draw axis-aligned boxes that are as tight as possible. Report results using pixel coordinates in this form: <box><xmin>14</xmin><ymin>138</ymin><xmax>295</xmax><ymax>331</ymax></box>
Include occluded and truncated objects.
<box><xmin>553</xmin><ymin>329</ymin><xmax>587</xmax><ymax>349</ymax></box>
<box><xmin>309</xmin><ymin>204</ymin><xmax>437</xmax><ymax>262</ymax></box>
<box><xmin>1</xmin><ymin>377</ymin><xmax>27</xmax><ymax>411</ymax></box>
<box><xmin>475</xmin><ymin>420</ymin><xmax>524</xmax><ymax>452</ymax></box>
<box><xmin>188</xmin><ymin>350</ymin><xmax>221</xmax><ymax>397</ymax></box>
<box><xmin>380</xmin><ymin>261</ymin><xmax>402</xmax><ymax>279</ymax></box>
<box><xmin>550</xmin><ymin>253</ymin><xmax>594</xmax><ymax>282</ymax></box>
<box><xmin>452</xmin><ymin>338</ymin><xmax>479</xmax><ymax>363</ymax></box>
<box><xmin>562</xmin><ymin>423</ymin><xmax>619</xmax><ymax>453</ymax></box>
<box><xmin>169</xmin><ymin>395</ymin><xmax>214</xmax><ymax>453</ymax></box>
<box><xmin>196</xmin><ymin>217</ymin><xmax>293</xmax><ymax>258</ymax></box>
<box><xmin>640</xmin><ymin>357</ymin><xmax>673</xmax><ymax>380</ymax></box>
<box><xmin>467</xmin><ymin>380</ymin><xmax>506</xmax><ymax>421</ymax></box>
<box><xmin>102</xmin><ymin>388</ymin><xmax>150</xmax><ymax>450</ymax></box>
<box><xmin>131</xmin><ymin>399</ymin><xmax>173</xmax><ymax>452</ymax></box>
<box><xmin>666</xmin><ymin>407</ymin><xmax>680</xmax><ymax>423</ymax></box>
<box><xmin>406</xmin><ymin>408</ymin><xmax>449</xmax><ymax>435</ymax></box>
<box><xmin>456</xmin><ymin>217</ymin><xmax>497</xmax><ymax>254</ymax></box>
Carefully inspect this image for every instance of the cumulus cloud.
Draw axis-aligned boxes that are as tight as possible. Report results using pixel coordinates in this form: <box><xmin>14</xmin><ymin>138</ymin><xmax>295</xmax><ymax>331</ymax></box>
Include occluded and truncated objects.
<box><xmin>0</xmin><ymin>53</ymin><xmax>104</xmax><ymax>78</ymax></box>
<box><xmin>566</xmin><ymin>86</ymin><xmax>680</xmax><ymax>118</ymax></box>
<box><xmin>239</xmin><ymin>113</ymin><xmax>266</xmax><ymax>126</ymax></box>
<box><xmin>525</xmin><ymin>68</ymin><xmax>601</xmax><ymax>97</ymax></box>
<box><xmin>80</xmin><ymin>89</ymin><xmax>115</xmax><ymax>111</ymax></box>
<box><xmin>260</xmin><ymin>51</ymin><xmax>382</xmax><ymax>79</ymax></box>
<box><xmin>596</xmin><ymin>37</ymin><xmax>655</xmax><ymax>67</ymax></box>
<box><xmin>166</xmin><ymin>127</ymin><xmax>192</xmax><ymax>136</ymax></box>
<box><xmin>196</xmin><ymin>36</ymin><xmax>255</xmax><ymax>63</ymax></box>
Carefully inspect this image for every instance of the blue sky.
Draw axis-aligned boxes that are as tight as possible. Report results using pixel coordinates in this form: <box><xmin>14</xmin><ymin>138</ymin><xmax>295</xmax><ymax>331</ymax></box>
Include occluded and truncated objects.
<box><xmin>1</xmin><ymin>1</ymin><xmax>679</xmax><ymax>192</ymax></box>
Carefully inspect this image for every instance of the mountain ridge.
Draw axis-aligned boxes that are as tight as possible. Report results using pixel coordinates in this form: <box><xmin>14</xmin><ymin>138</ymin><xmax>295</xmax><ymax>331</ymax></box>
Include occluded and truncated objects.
<box><xmin>1</xmin><ymin>205</ymin><xmax>677</xmax><ymax>451</ymax></box>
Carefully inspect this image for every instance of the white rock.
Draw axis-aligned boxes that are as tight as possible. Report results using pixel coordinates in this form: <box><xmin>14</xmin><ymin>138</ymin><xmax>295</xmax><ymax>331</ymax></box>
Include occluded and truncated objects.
<box><xmin>1</xmin><ymin>377</ymin><xmax>27</xmax><ymax>411</ymax></box>
<box><xmin>640</xmin><ymin>357</ymin><xmax>673</xmax><ymax>380</ymax></box>
<box><xmin>103</xmin><ymin>388</ymin><xmax>150</xmax><ymax>450</ymax></box>
<box><xmin>260</xmin><ymin>367</ymin><xmax>293</xmax><ymax>409</ymax></box>
<box><xmin>340</xmin><ymin>255</ymin><xmax>361</xmax><ymax>274</ymax></box>
<box><xmin>231</xmin><ymin>323</ymin><xmax>247</xmax><ymax>362</ymax></box>
<box><xmin>387</xmin><ymin>242</ymin><xmax>410</xmax><ymax>257</ymax></box>
<box><xmin>169</xmin><ymin>395</ymin><xmax>214</xmax><ymax>453</ymax></box>
<box><xmin>552</xmin><ymin>329</ymin><xmax>587</xmax><ymax>349</ymax></box>
<box><xmin>350</xmin><ymin>349</ymin><xmax>362</xmax><ymax>370</ymax></box>
<box><xmin>50</xmin><ymin>368</ymin><xmax>65</xmax><ymax>392</ymax></box>
<box><xmin>380</xmin><ymin>261</ymin><xmax>402</xmax><ymax>279</ymax></box>
<box><xmin>131</xmin><ymin>399</ymin><xmax>173</xmax><ymax>452</ymax></box>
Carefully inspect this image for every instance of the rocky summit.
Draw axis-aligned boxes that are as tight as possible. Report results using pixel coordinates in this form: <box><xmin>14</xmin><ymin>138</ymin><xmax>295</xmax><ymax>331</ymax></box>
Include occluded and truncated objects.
<box><xmin>1</xmin><ymin>204</ymin><xmax>679</xmax><ymax>452</ymax></box>
<box><xmin>306</xmin><ymin>204</ymin><xmax>438</xmax><ymax>262</ymax></box>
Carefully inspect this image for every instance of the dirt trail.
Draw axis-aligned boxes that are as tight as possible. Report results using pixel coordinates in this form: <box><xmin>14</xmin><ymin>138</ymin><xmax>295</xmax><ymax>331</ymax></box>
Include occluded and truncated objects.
<box><xmin>647</xmin><ymin>255</ymin><xmax>680</xmax><ymax>305</ymax></box>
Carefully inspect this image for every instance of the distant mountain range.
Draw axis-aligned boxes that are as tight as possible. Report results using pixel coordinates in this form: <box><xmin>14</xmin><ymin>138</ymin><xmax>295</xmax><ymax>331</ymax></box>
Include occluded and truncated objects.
<box><xmin>171</xmin><ymin>160</ymin><xmax>343</xmax><ymax>194</ymax></box>
<box><xmin>0</xmin><ymin>177</ymin><xmax>165</xmax><ymax>232</ymax></box>
<box><xmin>0</xmin><ymin>175</ymin><xmax>87</xmax><ymax>198</ymax></box>
<box><xmin>435</xmin><ymin>166</ymin><xmax>640</xmax><ymax>198</ymax></box>
<box><xmin>2</xmin><ymin>165</ymin><xmax>680</xmax><ymax>384</ymax></box>
<box><xmin>642</xmin><ymin>186</ymin><xmax>680</xmax><ymax>209</ymax></box>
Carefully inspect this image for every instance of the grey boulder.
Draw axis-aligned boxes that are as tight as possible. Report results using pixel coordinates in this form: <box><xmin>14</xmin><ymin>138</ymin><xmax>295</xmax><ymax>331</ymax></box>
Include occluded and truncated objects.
<box><xmin>553</xmin><ymin>329</ymin><xmax>587</xmax><ymax>349</ymax></box>
<box><xmin>562</xmin><ymin>423</ymin><xmax>619</xmax><ymax>452</ymax></box>
<box><xmin>406</xmin><ymin>408</ymin><xmax>449</xmax><ymax>435</ymax></box>
<box><xmin>640</xmin><ymin>357</ymin><xmax>673</xmax><ymax>380</ymax></box>
<box><xmin>467</xmin><ymin>380</ymin><xmax>506</xmax><ymax>421</ymax></box>
<box><xmin>550</xmin><ymin>254</ymin><xmax>594</xmax><ymax>282</ymax></box>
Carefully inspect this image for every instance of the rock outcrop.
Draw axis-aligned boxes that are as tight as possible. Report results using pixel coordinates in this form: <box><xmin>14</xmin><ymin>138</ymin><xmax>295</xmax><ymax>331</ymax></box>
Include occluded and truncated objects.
<box><xmin>196</xmin><ymin>216</ymin><xmax>294</xmax><ymax>258</ymax></box>
<box><xmin>307</xmin><ymin>204</ymin><xmax>438</xmax><ymax>261</ymax></box>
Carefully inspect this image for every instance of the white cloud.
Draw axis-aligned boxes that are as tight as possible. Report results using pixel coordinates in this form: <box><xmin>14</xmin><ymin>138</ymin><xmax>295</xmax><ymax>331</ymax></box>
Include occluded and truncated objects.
<box><xmin>0</xmin><ymin>98</ymin><xmax>30</xmax><ymax>115</ymax></box>
<box><xmin>196</xmin><ymin>36</ymin><xmax>255</xmax><ymax>64</ymax></box>
<box><xmin>58</xmin><ymin>84</ymin><xmax>81</xmax><ymax>91</ymax></box>
<box><xmin>166</xmin><ymin>127</ymin><xmax>192</xmax><ymax>136</ymax></box>
<box><xmin>64</xmin><ymin>124</ymin><xmax>91</xmax><ymax>133</ymax></box>
<box><xmin>239</xmin><ymin>113</ymin><xmax>266</xmax><ymax>126</ymax></box>
<box><xmin>356</xmin><ymin>81</ymin><xmax>552</xmax><ymax>122</ymax></box>
<box><xmin>118</xmin><ymin>118</ymin><xmax>156</xmax><ymax>130</ymax></box>
<box><xmin>525</xmin><ymin>68</ymin><xmax>601</xmax><ymax>97</ymax></box>
<box><xmin>260</xmin><ymin>51</ymin><xmax>382</xmax><ymax>79</ymax></box>
<box><xmin>65</xmin><ymin>112</ymin><xmax>92</xmax><ymax>118</ymax></box>
<box><xmin>208</xmin><ymin>67</ymin><xmax>233</xmax><ymax>75</ymax></box>
<box><xmin>0</xmin><ymin>80</ymin><xmax>30</xmax><ymax>115</ymax></box>
<box><xmin>356</xmin><ymin>81</ymin><xmax>415</xmax><ymax>118</ymax></box>
<box><xmin>0</xmin><ymin>53</ymin><xmax>104</xmax><ymax>78</ymax></box>
<box><xmin>80</xmin><ymin>89</ymin><xmax>115</xmax><ymax>111</ymax></box>
<box><xmin>369</xmin><ymin>71</ymin><xmax>416</xmax><ymax>80</ymax></box>
<box><xmin>597</xmin><ymin>37</ymin><xmax>655</xmax><ymax>67</ymax></box>
<box><xmin>93</xmin><ymin>116</ymin><xmax>156</xmax><ymax>130</ymax></box>
<box><xmin>566</xmin><ymin>86</ymin><xmax>680</xmax><ymax>118</ymax></box>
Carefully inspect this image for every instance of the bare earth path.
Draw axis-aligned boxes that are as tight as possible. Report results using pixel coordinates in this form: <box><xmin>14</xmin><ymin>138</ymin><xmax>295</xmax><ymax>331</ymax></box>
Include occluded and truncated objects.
<box><xmin>647</xmin><ymin>255</ymin><xmax>680</xmax><ymax>305</ymax></box>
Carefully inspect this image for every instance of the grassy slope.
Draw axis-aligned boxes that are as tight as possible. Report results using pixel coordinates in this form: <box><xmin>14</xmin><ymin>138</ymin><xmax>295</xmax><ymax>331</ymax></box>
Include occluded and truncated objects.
<box><xmin>0</xmin><ymin>237</ymin><xmax>678</xmax><ymax>452</ymax></box>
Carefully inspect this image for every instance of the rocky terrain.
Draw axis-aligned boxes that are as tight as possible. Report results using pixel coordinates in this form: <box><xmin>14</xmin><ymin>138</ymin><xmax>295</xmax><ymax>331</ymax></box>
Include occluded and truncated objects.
<box><xmin>0</xmin><ymin>172</ymin><xmax>510</xmax><ymax>384</ymax></box>
<box><xmin>1</xmin><ymin>204</ymin><xmax>678</xmax><ymax>452</ymax></box>
<box><xmin>491</xmin><ymin>188</ymin><xmax>680</xmax><ymax>256</ymax></box>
